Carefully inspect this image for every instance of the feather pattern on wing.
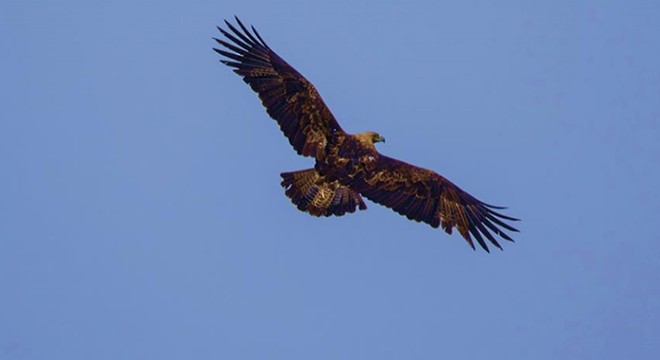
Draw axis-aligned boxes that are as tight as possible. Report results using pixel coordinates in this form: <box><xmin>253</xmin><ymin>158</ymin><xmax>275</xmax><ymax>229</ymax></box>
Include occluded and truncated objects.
<box><xmin>355</xmin><ymin>155</ymin><xmax>519</xmax><ymax>252</ymax></box>
<box><xmin>213</xmin><ymin>17</ymin><xmax>344</xmax><ymax>158</ymax></box>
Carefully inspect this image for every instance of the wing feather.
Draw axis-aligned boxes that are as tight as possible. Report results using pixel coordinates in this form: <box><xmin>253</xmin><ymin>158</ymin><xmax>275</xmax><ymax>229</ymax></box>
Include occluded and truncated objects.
<box><xmin>357</xmin><ymin>155</ymin><xmax>519</xmax><ymax>252</ymax></box>
<box><xmin>214</xmin><ymin>17</ymin><xmax>344</xmax><ymax>157</ymax></box>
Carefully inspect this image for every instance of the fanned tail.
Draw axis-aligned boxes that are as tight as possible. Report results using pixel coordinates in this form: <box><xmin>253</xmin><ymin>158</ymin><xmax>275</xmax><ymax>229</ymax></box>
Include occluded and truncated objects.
<box><xmin>280</xmin><ymin>169</ymin><xmax>367</xmax><ymax>217</ymax></box>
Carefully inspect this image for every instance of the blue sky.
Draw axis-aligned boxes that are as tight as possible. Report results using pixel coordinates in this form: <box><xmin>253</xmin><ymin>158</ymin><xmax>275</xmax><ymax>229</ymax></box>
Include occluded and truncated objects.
<box><xmin>1</xmin><ymin>0</ymin><xmax>659</xmax><ymax>359</ymax></box>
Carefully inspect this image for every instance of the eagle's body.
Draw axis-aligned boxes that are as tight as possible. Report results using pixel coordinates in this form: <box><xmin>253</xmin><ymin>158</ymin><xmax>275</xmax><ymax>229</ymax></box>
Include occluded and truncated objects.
<box><xmin>214</xmin><ymin>17</ymin><xmax>519</xmax><ymax>252</ymax></box>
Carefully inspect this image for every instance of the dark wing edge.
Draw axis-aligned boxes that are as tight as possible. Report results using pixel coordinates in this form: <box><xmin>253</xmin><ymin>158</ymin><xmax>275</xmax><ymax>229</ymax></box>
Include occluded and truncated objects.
<box><xmin>213</xmin><ymin>16</ymin><xmax>345</xmax><ymax>158</ymax></box>
<box><xmin>357</xmin><ymin>155</ymin><xmax>520</xmax><ymax>252</ymax></box>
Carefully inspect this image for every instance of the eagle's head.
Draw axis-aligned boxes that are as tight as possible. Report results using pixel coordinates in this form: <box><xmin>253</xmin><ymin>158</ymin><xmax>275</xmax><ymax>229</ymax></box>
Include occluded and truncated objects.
<box><xmin>355</xmin><ymin>131</ymin><xmax>386</xmax><ymax>149</ymax></box>
<box><xmin>366</xmin><ymin>131</ymin><xmax>386</xmax><ymax>144</ymax></box>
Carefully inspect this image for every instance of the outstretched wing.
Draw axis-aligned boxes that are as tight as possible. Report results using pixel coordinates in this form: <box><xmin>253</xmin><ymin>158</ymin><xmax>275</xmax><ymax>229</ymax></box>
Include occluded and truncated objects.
<box><xmin>214</xmin><ymin>17</ymin><xmax>344</xmax><ymax>158</ymax></box>
<box><xmin>355</xmin><ymin>155</ymin><xmax>519</xmax><ymax>252</ymax></box>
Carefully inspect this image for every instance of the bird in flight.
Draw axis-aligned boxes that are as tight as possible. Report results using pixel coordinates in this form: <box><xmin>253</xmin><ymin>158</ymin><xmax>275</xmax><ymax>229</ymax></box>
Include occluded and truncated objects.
<box><xmin>213</xmin><ymin>17</ymin><xmax>519</xmax><ymax>252</ymax></box>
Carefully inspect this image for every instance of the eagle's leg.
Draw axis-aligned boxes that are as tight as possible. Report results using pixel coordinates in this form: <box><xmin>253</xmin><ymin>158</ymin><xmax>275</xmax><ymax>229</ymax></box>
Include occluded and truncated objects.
<box><xmin>280</xmin><ymin>169</ymin><xmax>367</xmax><ymax>217</ymax></box>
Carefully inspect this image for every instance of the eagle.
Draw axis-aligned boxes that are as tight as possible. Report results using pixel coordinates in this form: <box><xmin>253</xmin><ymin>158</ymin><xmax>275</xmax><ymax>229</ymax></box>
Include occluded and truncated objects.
<box><xmin>214</xmin><ymin>17</ymin><xmax>519</xmax><ymax>252</ymax></box>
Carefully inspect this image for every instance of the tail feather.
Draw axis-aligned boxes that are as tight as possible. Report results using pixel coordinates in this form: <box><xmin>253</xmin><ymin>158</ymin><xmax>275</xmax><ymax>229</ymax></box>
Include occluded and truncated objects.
<box><xmin>280</xmin><ymin>169</ymin><xmax>367</xmax><ymax>217</ymax></box>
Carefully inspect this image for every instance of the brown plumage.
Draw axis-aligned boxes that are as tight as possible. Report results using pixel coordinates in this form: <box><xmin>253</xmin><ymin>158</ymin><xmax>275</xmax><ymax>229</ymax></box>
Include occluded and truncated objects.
<box><xmin>214</xmin><ymin>17</ymin><xmax>519</xmax><ymax>252</ymax></box>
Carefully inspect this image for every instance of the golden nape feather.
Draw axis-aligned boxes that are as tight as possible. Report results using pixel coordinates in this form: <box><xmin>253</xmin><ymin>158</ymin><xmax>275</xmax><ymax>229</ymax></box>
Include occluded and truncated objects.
<box><xmin>214</xmin><ymin>17</ymin><xmax>520</xmax><ymax>252</ymax></box>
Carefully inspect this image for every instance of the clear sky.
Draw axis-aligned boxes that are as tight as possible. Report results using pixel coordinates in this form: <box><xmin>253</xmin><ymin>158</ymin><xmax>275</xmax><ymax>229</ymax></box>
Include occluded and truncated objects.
<box><xmin>2</xmin><ymin>0</ymin><xmax>659</xmax><ymax>359</ymax></box>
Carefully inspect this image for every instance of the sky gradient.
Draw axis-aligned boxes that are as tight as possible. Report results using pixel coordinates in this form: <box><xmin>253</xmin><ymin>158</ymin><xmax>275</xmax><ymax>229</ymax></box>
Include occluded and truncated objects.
<box><xmin>2</xmin><ymin>1</ymin><xmax>659</xmax><ymax>359</ymax></box>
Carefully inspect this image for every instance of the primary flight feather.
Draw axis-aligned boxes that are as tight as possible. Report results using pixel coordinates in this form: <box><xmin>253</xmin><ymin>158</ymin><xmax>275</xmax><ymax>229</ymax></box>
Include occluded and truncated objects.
<box><xmin>213</xmin><ymin>17</ymin><xmax>519</xmax><ymax>252</ymax></box>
